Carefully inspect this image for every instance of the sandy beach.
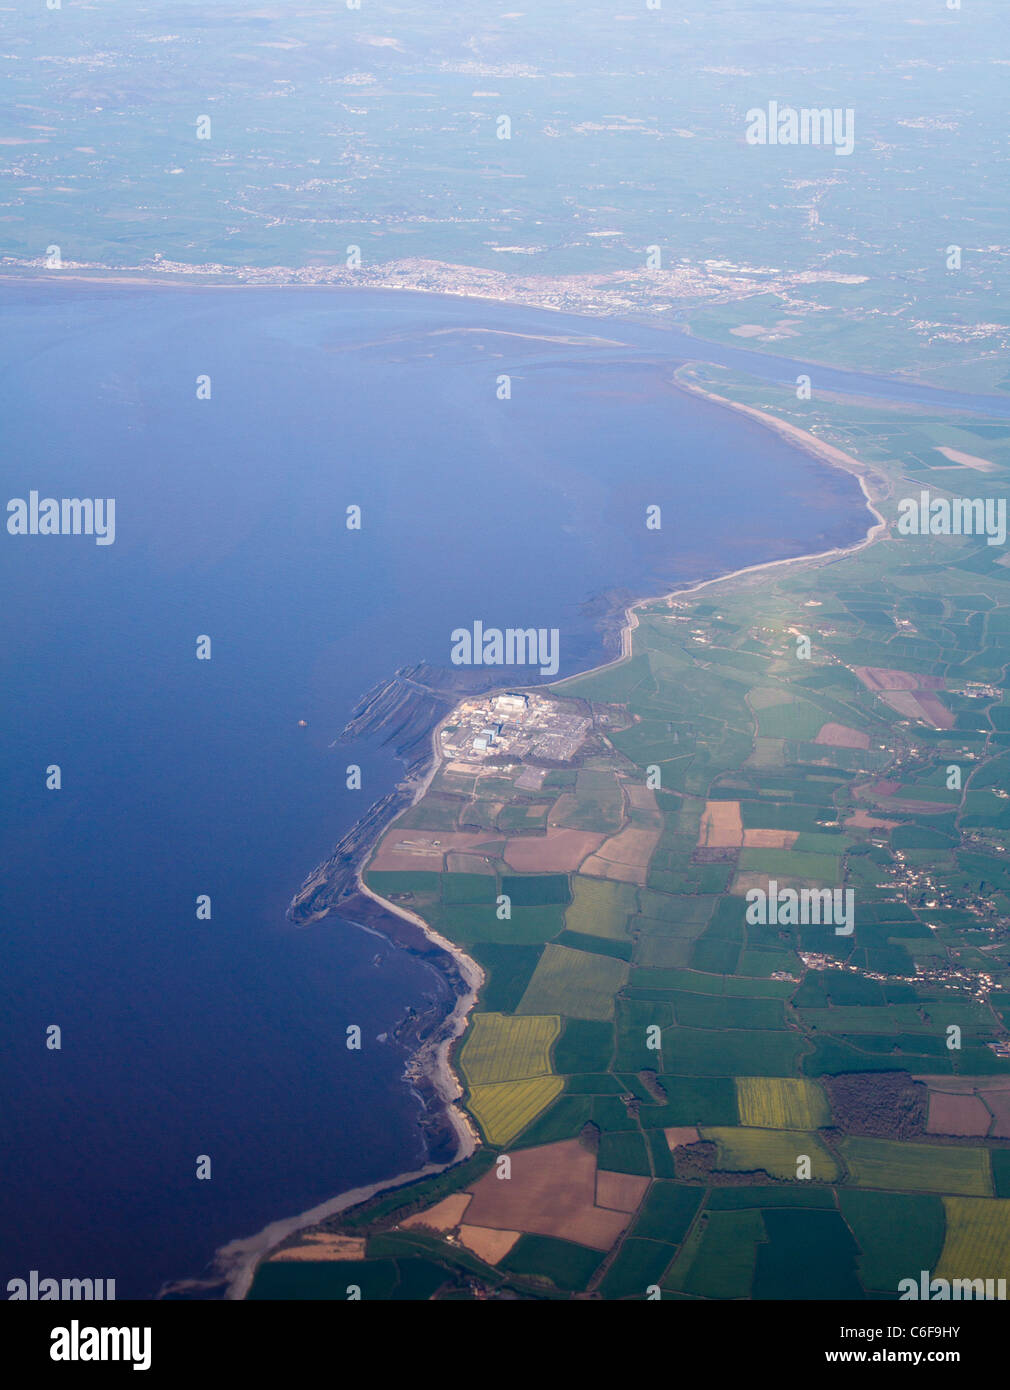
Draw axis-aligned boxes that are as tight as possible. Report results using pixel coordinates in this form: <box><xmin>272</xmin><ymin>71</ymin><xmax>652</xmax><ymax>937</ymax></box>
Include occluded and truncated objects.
<box><xmin>555</xmin><ymin>373</ymin><xmax>889</xmax><ymax>691</ymax></box>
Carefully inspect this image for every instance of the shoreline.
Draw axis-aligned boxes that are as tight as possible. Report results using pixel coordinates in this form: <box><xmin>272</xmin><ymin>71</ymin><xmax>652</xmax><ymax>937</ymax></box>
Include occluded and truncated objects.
<box><xmin>203</xmin><ymin>708</ymin><xmax>485</xmax><ymax>1302</ymax></box>
<box><xmin>217</xmin><ymin>369</ymin><xmax>891</xmax><ymax>1300</ymax></box>
<box><xmin>351</xmin><ymin>703</ymin><xmax>485</xmax><ymax>1172</ymax></box>
<box><xmin>3</xmin><ymin>267</ymin><xmax>1006</xmax><ymax>403</ymax></box>
<box><xmin>0</xmin><ymin>266</ymin><xmax>668</xmax><ymax>326</ymax></box>
<box><xmin>554</xmin><ymin>373</ymin><xmax>890</xmax><ymax>692</ymax></box>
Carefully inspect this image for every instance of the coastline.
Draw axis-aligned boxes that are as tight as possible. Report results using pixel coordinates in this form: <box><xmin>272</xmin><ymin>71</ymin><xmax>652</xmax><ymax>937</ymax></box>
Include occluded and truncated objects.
<box><xmin>205</xmin><ymin>708</ymin><xmax>485</xmax><ymax>1302</ymax></box>
<box><xmin>351</xmin><ymin>703</ymin><xmax>485</xmax><ymax>1171</ymax></box>
<box><xmin>5</xmin><ymin>267</ymin><xmax>1008</xmax><ymax>403</ymax></box>
<box><xmin>554</xmin><ymin>373</ymin><xmax>890</xmax><ymax>692</ymax></box>
<box><xmin>0</xmin><ymin>265</ymin><xmax>676</xmax><ymax>327</ymax></box>
<box><xmin>218</xmin><ymin>367</ymin><xmax>892</xmax><ymax>1300</ymax></box>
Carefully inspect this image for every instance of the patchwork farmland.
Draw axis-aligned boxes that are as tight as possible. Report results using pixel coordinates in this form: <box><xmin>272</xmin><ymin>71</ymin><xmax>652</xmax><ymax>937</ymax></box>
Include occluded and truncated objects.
<box><xmin>253</xmin><ymin>386</ymin><xmax>1010</xmax><ymax>1301</ymax></box>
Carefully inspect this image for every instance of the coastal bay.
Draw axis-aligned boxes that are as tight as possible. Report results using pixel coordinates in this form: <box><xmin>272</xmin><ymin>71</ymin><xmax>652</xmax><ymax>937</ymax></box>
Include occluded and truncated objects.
<box><xmin>260</xmin><ymin>359</ymin><xmax>1010</xmax><ymax>1300</ymax></box>
<box><xmin>1</xmin><ymin>283</ymin><xmax>934</xmax><ymax>1298</ymax></box>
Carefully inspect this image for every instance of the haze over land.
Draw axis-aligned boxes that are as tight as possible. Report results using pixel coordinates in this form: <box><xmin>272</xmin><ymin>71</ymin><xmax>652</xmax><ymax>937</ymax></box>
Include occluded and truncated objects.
<box><xmin>3</xmin><ymin>0</ymin><xmax>1008</xmax><ymax>388</ymax></box>
<box><xmin>6</xmin><ymin>0</ymin><xmax>1010</xmax><ymax>1312</ymax></box>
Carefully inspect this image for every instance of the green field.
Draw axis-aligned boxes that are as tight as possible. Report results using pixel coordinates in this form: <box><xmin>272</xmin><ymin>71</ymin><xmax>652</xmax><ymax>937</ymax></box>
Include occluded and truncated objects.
<box><xmin>701</xmin><ymin>1126</ymin><xmax>839</xmax><ymax>1181</ymax></box>
<box><xmin>552</xmin><ymin>1017</ymin><xmax>615</xmax><ymax>1073</ymax></box>
<box><xmin>671</xmin><ymin>992</ymin><xmax>787</xmax><ymax>1031</ymax></box>
<box><xmin>565</xmin><ymin>876</ymin><xmax>637</xmax><ymax>940</ymax></box>
<box><xmin>667</xmin><ymin>1209</ymin><xmax>766</xmax><ymax>1299</ymax></box>
<box><xmin>753</xmin><ymin>1210</ymin><xmax>863</xmax><ymax>1299</ymax></box>
<box><xmin>443</xmin><ymin>872</ymin><xmax>498</xmax><ymax>904</ymax></box>
<box><xmin>547</xmin><ymin>769</ymin><xmax>626</xmax><ymax>833</ymax></box>
<box><xmin>516</xmin><ymin>943</ymin><xmax>628</xmax><ymax>1022</ymax></box>
<box><xmin>498</xmin><ymin>1235</ymin><xmax>604</xmax><ymax>1292</ymax></box>
<box><xmin>470</xmin><ymin>943</ymin><xmax>543</xmax><ymax>1013</ymax></box>
<box><xmin>500</xmin><ymin>874</ymin><xmax>571</xmax><ymax>907</ymax></box>
<box><xmin>365</xmin><ymin>870</ymin><xmax>441</xmax><ymax>898</ymax></box>
<box><xmin>248</xmin><ymin>1258</ymin><xmax>449</xmax><ymax>1300</ymax></box>
<box><xmin>597</xmin><ymin>1129</ymin><xmax>652</xmax><ymax>1175</ymax></box>
<box><xmin>838</xmin><ymin>1190</ymin><xmax>946</xmax><ymax>1294</ymax></box>
<box><xmin>840</xmin><ymin>1138</ymin><xmax>992</xmax><ymax>1197</ymax></box>
<box><xmin>738</xmin><ymin>848</ymin><xmax>842</xmax><ymax>881</ymax></box>
<box><xmin>752</xmin><ymin>695</ymin><xmax>833</xmax><ymax>742</ymax></box>
<box><xmin>631</xmin><ymin>1183</ymin><xmax>704</xmax><ymax>1243</ymax></box>
<box><xmin>661</xmin><ymin>1027</ymin><xmax>807</xmax><ymax>1076</ymax></box>
<box><xmin>440</xmin><ymin>902</ymin><xmax>566</xmax><ymax>945</ymax></box>
<box><xmin>599</xmin><ymin>1238</ymin><xmax>677</xmax><ymax>1299</ymax></box>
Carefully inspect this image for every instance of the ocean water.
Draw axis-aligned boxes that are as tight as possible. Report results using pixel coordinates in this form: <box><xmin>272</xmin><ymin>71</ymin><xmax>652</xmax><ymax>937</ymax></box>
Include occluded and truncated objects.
<box><xmin>1</xmin><ymin>284</ymin><xmax>892</xmax><ymax>1297</ymax></box>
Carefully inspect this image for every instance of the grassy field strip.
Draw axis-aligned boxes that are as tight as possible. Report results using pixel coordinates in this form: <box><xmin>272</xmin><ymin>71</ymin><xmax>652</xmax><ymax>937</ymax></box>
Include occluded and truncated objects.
<box><xmin>841</xmin><ymin>1138</ymin><xmax>992</xmax><ymax>1197</ymax></box>
<box><xmin>700</xmin><ymin>1126</ymin><xmax>840</xmax><ymax>1181</ymax></box>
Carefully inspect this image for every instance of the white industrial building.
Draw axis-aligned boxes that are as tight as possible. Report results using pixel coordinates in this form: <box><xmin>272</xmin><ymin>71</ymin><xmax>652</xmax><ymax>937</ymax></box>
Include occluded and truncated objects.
<box><xmin>493</xmin><ymin>693</ymin><xmax>528</xmax><ymax>715</ymax></box>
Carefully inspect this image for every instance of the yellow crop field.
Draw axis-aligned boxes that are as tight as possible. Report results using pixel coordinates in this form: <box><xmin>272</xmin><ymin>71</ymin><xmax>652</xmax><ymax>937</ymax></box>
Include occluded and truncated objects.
<box><xmin>467</xmin><ymin>1076</ymin><xmax>565</xmax><ymax>1146</ymax></box>
<box><xmin>936</xmin><ymin>1197</ymin><xmax>1010</xmax><ymax>1282</ymax></box>
<box><xmin>459</xmin><ymin>1013</ymin><xmax>560</xmax><ymax>1088</ymax></box>
<box><xmin>736</xmin><ymin>1077</ymin><xmax>830</xmax><ymax>1130</ymax></box>
<box><xmin>700</xmin><ymin>1127</ymin><xmax>839</xmax><ymax>1181</ymax></box>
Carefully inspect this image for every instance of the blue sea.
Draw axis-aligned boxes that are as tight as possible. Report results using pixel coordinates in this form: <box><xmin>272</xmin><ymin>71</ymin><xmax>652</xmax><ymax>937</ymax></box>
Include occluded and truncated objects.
<box><xmin>1</xmin><ymin>285</ymin><xmax>994</xmax><ymax>1298</ymax></box>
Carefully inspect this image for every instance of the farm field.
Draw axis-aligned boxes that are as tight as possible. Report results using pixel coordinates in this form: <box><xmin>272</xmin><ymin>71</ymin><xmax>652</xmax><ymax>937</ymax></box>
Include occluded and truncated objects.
<box><xmin>700</xmin><ymin>1127</ymin><xmax>840</xmax><ymax>1182</ymax></box>
<box><xmin>516</xmin><ymin>944</ymin><xmax>628</xmax><ymax>1022</ymax></box>
<box><xmin>839</xmin><ymin>1190</ymin><xmax>946</xmax><ymax>1293</ymax></box>
<box><xmin>840</xmin><ymin>1139</ymin><xmax>992</xmax><ymax>1198</ymax></box>
<box><xmin>466</xmin><ymin>1077</ymin><xmax>565</xmax><ymax>1147</ymax></box>
<box><xmin>935</xmin><ymin>1197</ymin><xmax>1010</xmax><ymax>1283</ymax></box>
<box><xmin>564</xmin><ymin>876</ymin><xmax>637</xmax><ymax>941</ymax></box>
<box><xmin>287</xmin><ymin>378</ymin><xmax>1010</xmax><ymax>1299</ymax></box>
<box><xmin>736</xmin><ymin>1078</ymin><xmax>831</xmax><ymax>1130</ymax></box>
<box><xmin>458</xmin><ymin>1013</ymin><xmax>560</xmax><ymax>1087</ymax></box>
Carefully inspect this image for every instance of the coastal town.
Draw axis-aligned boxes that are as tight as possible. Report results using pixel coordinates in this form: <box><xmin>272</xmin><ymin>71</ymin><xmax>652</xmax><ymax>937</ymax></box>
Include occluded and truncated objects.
<box><xmin>0</xmin><ymin>252</ymin><xmax>872</xmax><ymax>327</ymax></box>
